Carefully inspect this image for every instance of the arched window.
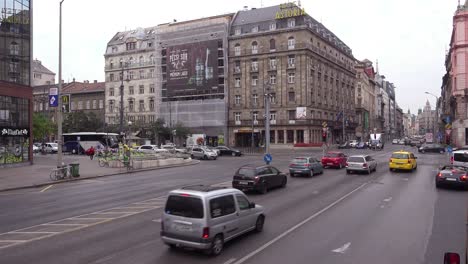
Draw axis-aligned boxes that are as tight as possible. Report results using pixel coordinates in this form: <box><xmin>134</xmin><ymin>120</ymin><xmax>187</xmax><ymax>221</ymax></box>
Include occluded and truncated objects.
<box><xmin>234</xmin><ymin>43</ymin><xmax>241</xmax><ymax>56</ymax></box>
<box><xmin>149</xmin><ymin>55</ymin><xmax>154</xmax><ymax>64</ymax></box>
<box><xmin>109</xmin><ymin>59</ymin><xmax>113</xmax><ymax>69</ymax></box>
<box><xmin>129</xmin><ymin>57</ymin><xmax>134</xmax><ymax>66</ymax></box>
<box><xmin>270</xmin><ymin>39</ymin><xmax>276</xmax><ymax>50</ymax></box>
<box><xmin>288</xmin><ymin>37</ymin><xmax>295</xmax><ymax>50</ymax></box>
<box><xmin>251</xmin><ymin>41</ymin><xmax>258</xmax><ymax>54</ymax></box>
<box><xmin>119</xmin><ymin>58</ymin><xmax>123</xmax><ymax>68</ymax></box>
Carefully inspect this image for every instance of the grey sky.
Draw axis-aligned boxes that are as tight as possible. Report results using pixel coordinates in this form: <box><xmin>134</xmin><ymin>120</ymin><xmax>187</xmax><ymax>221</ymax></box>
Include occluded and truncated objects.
<box><xmin>34</xmin><ymin>0</ymin><xmax>454</xmax><ymax>114</ymax></box>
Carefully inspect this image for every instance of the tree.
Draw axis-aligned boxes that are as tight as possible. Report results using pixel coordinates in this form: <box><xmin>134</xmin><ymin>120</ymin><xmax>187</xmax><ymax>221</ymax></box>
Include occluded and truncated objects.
<box><xmin>173</xmin><ymin>122</ymin><xmax>191</xmax><ymax>139</ymax></box>
<box><xmin>63</xmin><ymin>112</ymin><xmax>104</xmax><ymax>133</ymax></box>
<box><xmin>149</xmin><ymin>118</ymin><xmax>170</xmax><ymax>144</ymax></box>
<box><xmin>32</xmin><ymin>113</ymin><xmax>56</xmax><ymax>141</ymax></box>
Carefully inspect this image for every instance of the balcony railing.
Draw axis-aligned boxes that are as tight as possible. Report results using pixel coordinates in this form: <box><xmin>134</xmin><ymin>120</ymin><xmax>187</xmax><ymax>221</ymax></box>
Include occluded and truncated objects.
<box><xmin>105</xmin><ymin>61</ymin><xmax>155</xmax><ymax>71</ymax></box>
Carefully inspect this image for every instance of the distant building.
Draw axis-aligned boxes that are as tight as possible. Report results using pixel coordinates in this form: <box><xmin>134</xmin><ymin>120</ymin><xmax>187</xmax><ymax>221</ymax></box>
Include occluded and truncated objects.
<box><xmin>417</xmin><ymin>100</ymin><xmax>436</xmax><ymax>135</ymax></box>
<box><xmin>32</xmin><ymin>59</ymin><xmax>55</xmax><ymax>86</ymax></box>
<box><xmin>355</xmin><ymin>59</ymin><xmax>376</xmax><ymax>140</ymax></box>
<box><xmin>63</xmin><ymin>80</ymin><xmax>105</xmax><ymax>120</ymax></box>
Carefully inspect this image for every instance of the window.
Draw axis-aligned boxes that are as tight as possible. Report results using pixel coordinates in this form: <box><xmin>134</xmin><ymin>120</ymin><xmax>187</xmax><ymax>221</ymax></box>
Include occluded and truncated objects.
<box><xmin>270</xmin><ymin>111</ymin><xmax>277</xmax><ymax>121</ymax></box>
<box><xmin>10</xmin><ymin>42</ymin><xmax>19</xmax><ymax>55</ymax></box>
<box><xmin>210</xmin><ymin>195</ymin><xmax>236</xmax><ymax>218</ymax></box>
<box><xmin>149</xmin><ymin>69</ymin><xmax>155</xmax><ymax>78</ymax></box>
<box><xmin>251</xmin><ymin>26</ymin><xmax>259</xmax><ymax>33</ymax></box>
<box><xmin>270</xmin><ymin>39</ymin><xmax>276</xmax><ymax>50</ymax></box>
<box><xmin>269</xmin><ymin>23</ymin><xmax>276</xmax><ymax>30</ymax></box>
<box><xmin>235</xmin><ymin>44</ymin><xmax>241</xmax><ymax>56</ymax></box>
<box><xmin>288</xmin><ymin>18</ymin><xmax>295</xmax><ymax>27</ymax></box>
<box><xmin>150</xmin><ymin>84</ymin><xmax>155</xmax><ymax>93</ymax></box>
<box><xmin>288</xmin><ymin>110</ymin><xmax>296</xmax><ymax>120</ymax></box>
<box><xmin>78</xmin><ymin>101</ymin><xmax>83</xmax><ymax>110</ymax></box>
<box><xmin>269</xmin><ymin>58</ymin><xmax>277</xmax><ymax>69</ymax></box>
<box><xmin>126</xmin><ymin>42</ymin><xmax>136</xmax><ymax>50</ymax></box>
<box><xmin>234</xmin><ymin>112</ymin><xmax>240</xmax><ymax>122</ymax></box>
<box><xmin>139</xmin><ymin>85</ymin><xmax>144</xmax><ymax>94</ymax></box>
<box><xmin>289</xmin><ymin>91</ymin><xmax>295</xmax><ymax>102</ymax></box>
<box><xmin>129</xmin><ymin>57</ymin><xmax>134</xmax><ymax>66</ymax></box>
<box><xmin>149</xmin><ymin>99</ymin><xmax>155</xmax><ymax>111</ymax></box>
<box><xmin>147</xmin><ymin>42</ymin><xmax>153</xmax><ymax>48</ymax></box>
<box><xmin>92</xmin><ymin>100</ymin><xmax>97</xmax><ymax>109</ymax></box>
<box><xmin>138</xmin><ymin>115</ymin><xmax>145</xmax><ymax>123</ymax></box>
<box><xmin>288</xmin><ymin>55</ymin><xmax>295</xmax><ymax>67</ymax></box>
<box><xmin>149</xmin><ymin>55</ymin><xmax>154</xmax><ymax>64</ymax></box>
<box><xmin>139</xmin><ymin>100</ymin><xmax>145</xmax><ymax>111</ymax></box>
<box><xmin>236</xmin><ymin>195</ymin><xmax>250</xmax><ymax>210</ymax></box>
<box><xmin>235</xmin><ymin>60</ymin><xmax>241</xmax><ymax>73</ymax></box>
<box><xmin>129</xmin><ymin>86</ymin><xmax>134</xmax><ymax>95</ymax></box>
<box><xmin>165</xmin><ymin>195</ymin><xmax>204</xmax><ymax>219</ymax></box>
<box><xmin>270</xmin><ymin>74</ymin><xmax>276</xmax><ymax>84</ymax></box>
<box><xmin>129</xmin><ymin>100</ymin><xmax>134</xmax><ymax>112</ymax></box>
<box><xmin>235</xmin><ymin>95</ymin><xmax>241</xmax><ymax>105</ymax></box>
<box><xmin>270</xmin><ymin>93</ymin><xmax>276</xmax><ymax>104</ymax></box>
<box><xmin>235</xmin><ymin>28</ymin><xmax>241</xmax><ymax>35</ymax></box>
<box><xmin>253</xmin><ymin>94</ymin><xmax>258</xmax><ymax>105</ymax></box>
<box><xmin>253</xmin><ymin>111</ymin><xmax>258</xmax><ymax>121</ymax></box>
<box><xmin>86</xmin><ymin>101</ymin><xmax>90</xmax><ymax>109</ymax></box>
<box><xmin>112</xmin><ymin>46</ymin><xmax>118</xmax><ymax>53</ymax></box>
<box><xmin>119</xmin><ymin>72</ymin><xmax>123</xmax><ymax>81</ymax></box>
<box><xmin>99</xmin><ymin>100</ymin><xmax>104</xmax><ymax>109</ymax></box>
<box><xmin>251</xmin><ymin>59</ymin><xmax>258</xmax><ymax>71</ymax></box>
<box><xmin>251</xmin><ymin>41</ymin><xmax>258</xmax><ymax>54</ymax></box>
<box><xmin>252</xmin><ymin>76</ymin><xmax>258</xmax><ymax>86</ymax></box>
<box><xmin>235</xmin><ymin>77</ymin><xmax>241</xmax><ymax>87</ymax></box>
<box><xmin>139</xmin><ymin>56</ymin><xmax>144</xmax><ymax>66</ymax></box>
<box><xmin>129</xmin><ymin>71</ymin><xmax>134</xmax><ymax>80</ymax></box>
<box><xmin>288</xmin><ymin>72</ymin><xmax>295</xmax><ymax>84</ymax></box>
<box><xmin>148</xmin><ymin>115</ymin><xmax>155</xmax><ymax>123</ymax></box>
<box><xmin>139</xmin><ymin>70</ymin><xmax>145</xmax><ymax>79</ymax></box>
<box><xmin>288</xmin><ymin>37</ymin><xmax>295</xmax><ymax>49</ymax></box>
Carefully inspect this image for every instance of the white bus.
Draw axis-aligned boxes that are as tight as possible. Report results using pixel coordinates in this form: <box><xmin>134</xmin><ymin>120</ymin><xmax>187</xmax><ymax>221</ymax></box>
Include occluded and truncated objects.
<box><xmin>62</xmin><ymin>132</ymin><xmax>119</xmax><ymax>153</ymax></box>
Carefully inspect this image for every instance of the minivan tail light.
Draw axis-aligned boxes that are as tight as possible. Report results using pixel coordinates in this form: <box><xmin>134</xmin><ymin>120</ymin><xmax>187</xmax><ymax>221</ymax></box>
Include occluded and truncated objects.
<box><xmin>289</xmin><ymin>163</ymin><xmax>296</xmax><ymax>167</ymax></box>
<box><xmin>304</xmin><ymin>163</ymin><xmax>311</xmax><ymax>167</ymax></box>
<box><xmin>450</xmin><ymin>156</ymin><xmax>454</xmax><ymax>164</ymax></box>
<box><xmin>202</xmin><ymin>227</ymin><xmax>210</xmax><ymax>239</ymax></box>
<box><xmin>363</xmin><ymin>163</ymin><xmax>368</xmax><ymax>168</ymax></box>
<box><xmin>437</xmin><ymin>172</ymin><xmax>443</xmax><ymax>178</ymax></box>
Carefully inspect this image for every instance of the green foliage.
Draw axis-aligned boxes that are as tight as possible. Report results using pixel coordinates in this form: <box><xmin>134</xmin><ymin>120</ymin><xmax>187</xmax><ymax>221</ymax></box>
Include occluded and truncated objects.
<box><xmin>63</xmin><ymin>112</ymin><xmax>104</xmax><ymax>133</ymax></box>
<box><xmin>32</xmin><ymin>113</ymin><xmax>56</xmax><ymax>141</ymax></box>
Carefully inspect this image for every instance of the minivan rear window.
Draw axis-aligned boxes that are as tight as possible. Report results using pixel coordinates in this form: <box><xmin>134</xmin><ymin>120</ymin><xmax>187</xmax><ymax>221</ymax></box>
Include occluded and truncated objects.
<box><xmin>347</xmin><ymin>157</ymin><xmax>364</xmax><ymax>163</ymax></box>
<box><xmin>165</xmin><ymin>195</ymin><xmax>204</xmax><ymax>219</ymax></box>
<box><xmin>391</xmin><ymin>153</ymin><xmax>409</xmax><ymax>159</ymax></box>
<box><xmin>454</xmin><ymin>153</ymin><xmax>468</xmax><ymax>162</ymax></box>
<box><xmin>292</xmin><ymin>158</ymin><xmax>308</xmax><ymax>163</ymax></box>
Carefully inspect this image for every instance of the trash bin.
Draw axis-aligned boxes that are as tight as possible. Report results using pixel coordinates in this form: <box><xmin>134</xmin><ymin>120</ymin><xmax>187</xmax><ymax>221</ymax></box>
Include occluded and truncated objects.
<box><xmin>70</xmin><ymin>163</ymin><xmax>80</xmax><ymax>177</ymax></box>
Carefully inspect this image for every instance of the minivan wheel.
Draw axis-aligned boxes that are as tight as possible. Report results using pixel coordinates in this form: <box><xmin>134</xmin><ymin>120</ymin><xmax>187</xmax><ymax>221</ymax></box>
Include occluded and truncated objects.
<box><xmin>255</xmin><ymin>216</ymin><xmax>265</xmax><ymax>232</ymax></box>
<box><xmin>209</xmin><ymin>235</ymin><xmax>224</xmax><ymax>256</ymax></box>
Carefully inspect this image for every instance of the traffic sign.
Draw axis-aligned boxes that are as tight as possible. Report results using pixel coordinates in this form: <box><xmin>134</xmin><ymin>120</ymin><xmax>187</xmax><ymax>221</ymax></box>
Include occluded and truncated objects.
<box><xmin>446</xmin><ymin>129</ymin><xmax>452</xmax><ymax>136</ymax></box>
<box><xmin>447</xmin><ymin>145</ymin><xmax>453</xmax><ymax>153</ymax></box>
<box><xmin>49</xmin><ymin>95</ymin><xmax>58</xmax><ymax>107</ymax></box>
<box><xmin>445</xmin><ymin>123</ymin><xmax>452</xmax><ymax>129</ymax></box>
<box><xmin>263</xmin><ymin>153</ymin><xmax>272</xmax><ymax>164</ymax></box>
<box><xmin>61</xmin><ymin>94</ymin><xmax>71</xmax><ymax>112</ymax></box>
<box><xmin>49</xmin><ymin>87</ymin><xmax>58</xmax><ymax>96</ymax></box>
<box><xmin>322</xmin><ymin>122</ymin><xmax>327</xmax><ymax>128</ymax></box>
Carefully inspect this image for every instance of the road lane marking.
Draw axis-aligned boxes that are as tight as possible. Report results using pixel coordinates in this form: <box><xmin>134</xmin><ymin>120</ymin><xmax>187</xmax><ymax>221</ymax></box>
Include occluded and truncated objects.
<box><xmin>40</xmin><ymin>185</ymin><xmax>54</xmax><ymax>193</ymax></box>
<box><xmin>152</xmin><ymin>218</ymin><xmax>161</xmax><ymax>223</ymax></box>
<box><xmin>11</xmin><ymin>231</ymin><xmax>57</xmax><ymax>234</ymax></box>
<box><xmin>232</xmin><ymin>182</ymin><xmax>369</xmax><ymax>264</ymax></box>
<box><xmin>223</xmin><ymin>258</ymin><xmax>237</xmax><ymax>264</ymax></box>
<box><xmin>332</xmin><ymin>242</ymin><xmax>351</xmax><ymax>254</ymax></box>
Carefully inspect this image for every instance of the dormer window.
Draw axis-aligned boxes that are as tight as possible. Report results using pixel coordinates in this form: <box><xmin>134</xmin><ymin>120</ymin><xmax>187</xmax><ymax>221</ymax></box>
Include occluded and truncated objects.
<box><xmin>269</xmin><ymin>23</ymin><xmax>276</xmax><ymax>30</ymax></box>
<box><xmin>235</xmin><ymin>28</ymin><xmax>241</xmax><ymax>35</ymax></box>
<box><xmin>251</xmin><ymin>26</ymin><xmax>259</xmax><ymax>33</ymax></box>
<box><xmin>288</xmin><ymin>18</ymin><xmax>295</xmax><ymax>27</ymax></box>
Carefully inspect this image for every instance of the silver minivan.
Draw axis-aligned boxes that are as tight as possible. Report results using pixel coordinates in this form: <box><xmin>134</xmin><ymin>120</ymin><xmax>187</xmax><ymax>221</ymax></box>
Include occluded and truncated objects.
<box><xmin>346</xmin><ymin>155</ymin><xmax>377</xmax><ymax>174</ymax></box>
<box><xmin>161</xmin><ymin>186</ymin><xmax>265</xmax><ymax>255</ymax></box>
<box><xmin>452</xmin><ymin>150</ymin><xmax>468</xmax><ymax>167</ymax></box>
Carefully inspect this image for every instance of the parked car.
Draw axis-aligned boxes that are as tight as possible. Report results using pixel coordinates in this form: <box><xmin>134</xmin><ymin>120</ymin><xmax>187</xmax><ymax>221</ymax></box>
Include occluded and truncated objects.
<box><xmin>32</xmin><ymin>144</ymin><xmax>39</xmax><ymax>153</ymax></box>
<box><xmin>44</xmin><ymin>143</ymin><xmax>58</xmax><ymax>153</ymax></box>
<box><xmin>214</xmin><ymin>146</ymin><xmax>242</xmax><ymax>156</ymax></box>
<box><xmin>356</xmin><ymin>141</ymin><xmax>367</xmax><ymax>149</ymax></box>
<box><xmin>389</xmin><ymin>151</ymin><xmax>418</xmax><ymax>172</ymax></box>
<box><xmin>392</xmin><ymin>139</ymin><xmax>399</xmax><ymax>144</ymax></box>
<box><xmin>232</xmin><ymin>164</ymin><xmax>287</xmax><ymax>194</ymax></box>
<box><xmin>321</xmin><ymin>152</ymin><xmax>347</xmax><ymax>169</ymax></box>
<box><xmin>349</xmin><ymin>140</ymin><xmax>358</xmax><ymax>148</ymax></box>
<box><xmin>418</xmin><ymin>143</ymin><xmax>445</xmax><ymax>154</ymax></box>
<box><xmin>289</xmin><ymin>157</ymin><xmax>323</xmax><ymax>177</ymax></box>
<box><xmin>137</xmin><ymin>145</ymin><xmax>168</xmax><ymax>154</ymax></box>
<box><xmin>451</xmin><ymin>150</ymin><xmax>468</xmax><ymax>167</ymax></box>
<box><xmin>409</xmin><ymin>139</ymin><xmax>420</xmax><ymax>147</ymax></box>
<box><xmin>338</xmin><ymin>141</ymin><xmax>351</xmax><ymax>149</ymax></box>
<box><xmin>346</xmin><ymin>155</ymin><xmax>377</xmax><ymax>174</ymax></box>
<box><xmin>161</xmin><ymin>186</ymin><xmax>265</xmax><ymax>256</ymax></box>
<box><xmin>435</xmin><ymin>165</ymin><xmax>468</xmax><ymax>189</ymax></box>
<box><xmin>204</xmin><ymin>146</ymin><xmax>221</xmax><ymax>156</ymax></box>
<box><xmin>191</xmin><ymin>146</ymin><xmax>217</xmax><ymax>160</ymax></box>
<box><xmin>62</xmin><ymin>141</ymin><xmax>84</xmax><ymax>154</ymax></box>
<box><xmin>398</xmin><ymin>139</ymin><xmax>405</xmax><ymax>145</ymax></box>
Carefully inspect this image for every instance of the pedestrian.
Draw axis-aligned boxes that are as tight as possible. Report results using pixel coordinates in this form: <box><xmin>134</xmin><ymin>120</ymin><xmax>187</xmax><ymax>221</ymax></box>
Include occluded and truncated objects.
<box><xmin>86</xmin><ymin>146</ymin><xmax>95</xmax><ymax>160</ymax></box>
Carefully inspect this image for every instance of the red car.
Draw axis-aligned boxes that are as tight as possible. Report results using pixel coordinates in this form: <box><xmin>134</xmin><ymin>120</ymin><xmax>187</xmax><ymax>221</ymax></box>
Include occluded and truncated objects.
<box><xmin>321</xmin><ymin>152</ymin><xmax>348</xmax><ymax>169</ymax></box>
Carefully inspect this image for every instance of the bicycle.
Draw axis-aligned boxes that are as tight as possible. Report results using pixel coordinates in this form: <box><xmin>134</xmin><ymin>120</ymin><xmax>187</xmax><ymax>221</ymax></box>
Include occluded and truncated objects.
<box><xmin>49</xmin><ymin>165</ymin><xmax>71</xmax><ymax>181</ymax></box>
<box><xmin>98</xmin><ymin>153</ymin><xmax>118</xmax><ymax>167</ymax></box>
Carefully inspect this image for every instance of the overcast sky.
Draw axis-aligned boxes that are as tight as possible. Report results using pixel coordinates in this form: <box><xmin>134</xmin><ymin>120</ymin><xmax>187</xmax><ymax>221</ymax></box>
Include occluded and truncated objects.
<box><xmin>34</xmin><ymin>0</ymin><xmax>455</xmax><ymax>114</ymax></box>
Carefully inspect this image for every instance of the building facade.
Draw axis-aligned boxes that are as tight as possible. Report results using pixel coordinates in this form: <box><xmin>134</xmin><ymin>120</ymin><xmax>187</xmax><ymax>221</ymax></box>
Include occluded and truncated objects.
<box><xmin>64</xmin><ymin>80</ymin><xmax>105</xmax><ymax>119</ymax></box>
<box><xmin>32</xmin><ymin>59</ymin><xmax>55</xmax><ymax>86</ymax></box>
<box><xmin>0</xmin><ymin>0</ymin><xmax>33</xmax><ymax>166</ymax></box>
<box><xmin>355</xmin><ymin>59</ymin><xmax>376</xmax><ymax>141</ymax></box>
<box><xmin>104</xmin><ymin>27</ymin><xmax>157</xmax><ymax>129</ymax></box>
<box><xmin>417</xmin><ymin>100</ymin><xmax>436</xmax><ymax>135</ymax></box>
<box><xmin>157</xmin><ymin>14</ymin><xmax>233</xmax><ymax>146</ymax></box>
<box><xmin>228</xmin><ymin>4</ymin><xmax>357</xmax><ymax>147</ymax></box>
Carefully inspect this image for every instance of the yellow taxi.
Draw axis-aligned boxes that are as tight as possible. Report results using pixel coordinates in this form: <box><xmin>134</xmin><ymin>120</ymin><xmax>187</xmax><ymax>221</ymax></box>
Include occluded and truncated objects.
<box><xmin>389</xmin><ymin>150</ymin><xmax>417</xmax><ymax>171</ymax></box>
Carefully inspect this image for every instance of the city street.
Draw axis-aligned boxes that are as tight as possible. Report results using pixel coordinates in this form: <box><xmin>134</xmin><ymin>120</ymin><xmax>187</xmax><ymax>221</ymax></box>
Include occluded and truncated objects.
<box><xmin>0</xmin><ymin>144</ymin><xmax>465</xmax><ymax>264</ymax></box>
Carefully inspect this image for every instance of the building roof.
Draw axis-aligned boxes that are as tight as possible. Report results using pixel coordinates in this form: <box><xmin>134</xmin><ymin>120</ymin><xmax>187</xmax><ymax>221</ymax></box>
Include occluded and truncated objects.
<box><xmin>107</xmin><ymin>27</ymin><xmax>157</xmax><ymax>46</ymax></box>
<box><xmin>32</xmin><ymin>60</ymin><xmax>55</xmax><ymax>75</ymax></box>
<box><xmin>63</xmin><ymin>81</ymin><xmax>105</xmax><ymax>95</ymax></box>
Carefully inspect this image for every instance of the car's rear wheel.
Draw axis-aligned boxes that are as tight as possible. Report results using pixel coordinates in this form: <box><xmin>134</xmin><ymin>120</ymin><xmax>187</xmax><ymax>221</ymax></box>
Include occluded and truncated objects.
<box><xmin>290</xmin><ymin>173</ymin><xmax>295</xmax><ymax>177</ymax></box>
<box><xmin>259</xmin><ymin>185</ymin><xmax>268</xmax><ymax>194</ymax></box>
<box><xmin>206</xmin><ymin>235</ymin><xmax>224</xmax><ymax>256</ymax></box>
<box><xmin>309</xmin><ymin>169</ymin><xmax>314</xmax><ymax>177</ymax></box>
<box><xmin>281</xmin><ymin>177</ymin><xmax>287</xmax><ymax>187</ymax></box>
<box><xmin>254</xmin><ymin>216</ymin><xmax>265</xmax><ymax>232</ymax></box>
<box><xmin>421</xmin><ymin>150</ymin><xmax>425</xmax><ymax>154</ymax></box>
<box><xmin>346</xmin><ymin>170</ymin><xmax>351</xmax><ymax>174</ymax></box>
<box><xmin>367</xmin><ymin>168</ymin><xmax>371</xmax><ymax>174</ymax></box>
<box><xmin>203</xmin><ymin>155</ymin><xmax>207</xmax><ymax>160</ymax></box>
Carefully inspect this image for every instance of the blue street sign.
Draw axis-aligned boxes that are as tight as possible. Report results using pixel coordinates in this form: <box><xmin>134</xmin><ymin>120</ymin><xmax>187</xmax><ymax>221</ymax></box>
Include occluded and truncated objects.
<box><xmin>264</xmin><ymin>153</ymin><xmax>272</xmax><ymax>164</ymax></box>
<box><xmin>447</xmin><ymin>145</ymin><xmax>453</xmax><ymax>153</ymax></box>
<box><xmin>49</xmin><ymin>95</ymin><xmax>58</xmax><ymax>107</ymax></box>
<box><xmin>445</xmin><ymin>116</ymin><xmax>451</xmax><ymax>124</ymax></box>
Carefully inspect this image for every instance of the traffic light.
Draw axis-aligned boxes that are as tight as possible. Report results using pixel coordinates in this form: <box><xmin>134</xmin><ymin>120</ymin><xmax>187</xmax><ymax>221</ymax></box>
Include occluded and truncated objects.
<box><xmin>61</xmin><ymin>94</ymin><xmax>71</xmax><ymax>113</ymax></box>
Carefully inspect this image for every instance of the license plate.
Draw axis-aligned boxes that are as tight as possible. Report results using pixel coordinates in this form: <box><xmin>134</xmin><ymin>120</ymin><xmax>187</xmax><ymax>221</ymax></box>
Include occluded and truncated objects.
<box><xmin>327</xmin><ymin>163</ymin><xmax>333</xmax><ymax>165</ymax></box>
<box><xmin>295</xmin><ymin>170</ymin><xmax>302</xmax><ymax>173</ymax></box>
<box><xmin>173</xmin><ymin>224</ymin><xmax>192</xmax><ymax>232</ymax></box>
<box><xmin>238</xmin><ymin>181</ymin><xmax>249</xmax><ymax>185</ymax></box>
<box><xmin>446</xmin><ymin>178</ymin><xmax>457</xmax><ymax>182</ymax></box>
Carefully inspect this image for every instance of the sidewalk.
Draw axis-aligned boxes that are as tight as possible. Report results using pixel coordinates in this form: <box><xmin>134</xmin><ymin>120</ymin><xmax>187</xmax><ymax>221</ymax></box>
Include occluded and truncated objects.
<box><xmin>0</xmin><ymin>154</ymin><xmax>198</xmax><ymax>192</ymax></box>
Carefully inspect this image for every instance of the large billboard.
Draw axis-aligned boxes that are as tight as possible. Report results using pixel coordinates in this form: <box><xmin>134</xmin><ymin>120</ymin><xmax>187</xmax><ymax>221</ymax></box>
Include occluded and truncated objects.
<box><xmin>167</xmin><ymin>40</ymin><xmax>219</xmax><ymax>95</ymax></box>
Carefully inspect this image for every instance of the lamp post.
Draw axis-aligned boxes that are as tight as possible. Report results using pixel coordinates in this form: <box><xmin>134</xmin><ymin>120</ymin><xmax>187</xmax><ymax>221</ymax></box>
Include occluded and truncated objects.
<box><xmin>263</xmin><ymin>82</ymin><xmax>273</xmax><ymax>155</ymax></box>
<box><xmin>119</xmin><ymin>63</ymin><xmax>129</xmax><ymax>138</ymax></box>
<box><xmin>57</xmin><ymin>0</ymin><xmax>65</xmax><ymax>170</ymax></box>
<box><xmin>425</xmin><ymin>91</ymin><xmax>439</xmax><ymax>142</ymax></box>
<box><xmin>127</xmin><ymin>120</ymin><xmax>132</xmax><ymax>145</ymax></box>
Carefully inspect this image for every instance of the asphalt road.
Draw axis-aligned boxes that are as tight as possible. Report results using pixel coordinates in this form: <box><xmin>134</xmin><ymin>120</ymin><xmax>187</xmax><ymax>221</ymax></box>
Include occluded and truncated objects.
<box><xmin>0</xmin><ymin>144</ymin><xmax>465</xmax><ymax>264</ymax></box>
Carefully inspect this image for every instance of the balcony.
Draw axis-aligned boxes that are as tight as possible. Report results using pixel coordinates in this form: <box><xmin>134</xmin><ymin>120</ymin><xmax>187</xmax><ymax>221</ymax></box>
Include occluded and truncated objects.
<box><xmin>250</xmin><ymin>66</ymin><xmax>259</xmax><ymax>73</ymax></box>
<box><xmin>268</xmin><ymin>65</ymin><xmax>277</xmax><ymax>71</ymax></box>
<box><xmin>105</xmin><ymin>61</ymin><xmax>155</xmax><ymax>71</ymax></box>
<box><xmin>234</xmin><ymin>67</ymin><xmax>241</xmax><ymax>74</ymax></box>
<box><xmin>287</xmin><ymin>63</ymin><xmax>295</xmax><ymax>69</ymax></box>
<box><xmin>235</xmin><ymin>120</ymin><xmax>241</xmax><ymax>125</ymax></box>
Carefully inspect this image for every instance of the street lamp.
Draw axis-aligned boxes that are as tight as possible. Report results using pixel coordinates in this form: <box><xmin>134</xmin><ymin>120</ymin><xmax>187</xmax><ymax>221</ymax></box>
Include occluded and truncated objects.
<box><xmin>425</xmin><ymin>91</ymin><xmax>439</xmax><ymax>142</ymax></box>
<box><xmin>119</xmin><ymin>63</ymin><xmax>130</xmax><ymax>137</ymax></box>
<box><xmin>57</xmin><ymin>0</ymin><xmax>65</xmax><ymax>171</ymax></box>
<box><xmin>263</xmin><ymin>82</ymin><xmax>273</xmax><ymax>155</ymax></box>
<box><xmin>127</xmin><ymin>120</ymin><xmax>133</xmax><ymax>145</ymax></box>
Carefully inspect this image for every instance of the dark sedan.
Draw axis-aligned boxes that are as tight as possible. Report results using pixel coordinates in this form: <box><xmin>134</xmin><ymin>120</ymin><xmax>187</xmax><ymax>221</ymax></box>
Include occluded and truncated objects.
<box><xmin>232</xmin><ymin>164</ymin><xmax>287</xmax><ymax>194</ymax></box>
<box><xmin>435</xmin><ymin>165</ymin><xmax>468</xmax><ymax>189</ymax></box>
<box><xmin>418</xmin><ymin>143</ymin><xmax>445</xmax><ymax>154</ymax></box>
<box><xmin>338</xmin><ymin>141</ymin><xmax>351</xmax><ymax>149</ymax></box>
<box><xmin>214</xmin><ymin>146</ymin><xmax>242</xmax><ymax>156</ymax></box>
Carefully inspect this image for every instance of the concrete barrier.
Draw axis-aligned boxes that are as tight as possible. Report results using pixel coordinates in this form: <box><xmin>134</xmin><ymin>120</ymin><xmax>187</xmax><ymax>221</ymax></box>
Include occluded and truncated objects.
<box><xmin>108</xmin><ymin>158</ymin><xmax>191</xmax><ymax>169</ymax></box>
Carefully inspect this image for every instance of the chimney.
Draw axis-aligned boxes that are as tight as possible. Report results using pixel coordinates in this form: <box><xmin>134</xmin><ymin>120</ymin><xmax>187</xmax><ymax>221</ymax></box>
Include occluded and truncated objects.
<box><xmin>94</xmin><ymin>80</ymin><xmax>97</xmax><ymax>83</ymax></box>
<box><xmin>73</xmin><ymin>78</ymin><xmax>75</xmax><ymax>82</ymax></box>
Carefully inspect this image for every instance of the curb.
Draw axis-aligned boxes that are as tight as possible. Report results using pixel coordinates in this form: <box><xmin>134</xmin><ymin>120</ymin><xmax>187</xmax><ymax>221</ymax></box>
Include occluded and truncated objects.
<box><xmin>0</xmin><ymin>159</ymin><xmax>201</xmax><ymax>193</ymax></box>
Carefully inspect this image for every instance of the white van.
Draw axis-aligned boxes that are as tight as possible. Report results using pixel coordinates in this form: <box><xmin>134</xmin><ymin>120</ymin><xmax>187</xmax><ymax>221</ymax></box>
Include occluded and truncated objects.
<box><xmin>451</xmin><ymin>150</ymin><xmax>468</xmax><ymax>167</ymax></box>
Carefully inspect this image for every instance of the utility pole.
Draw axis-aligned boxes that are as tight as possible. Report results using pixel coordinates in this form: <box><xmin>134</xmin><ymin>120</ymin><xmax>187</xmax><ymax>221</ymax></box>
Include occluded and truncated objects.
<box><xmin>57</xmin><ymin>0</ymin><xmax>64</xmax><ymax>170</ymax></box>
<box><xmin>342</xmin><ymin>97</ymin><xmax>345</xmax><ymax>142</ymax></box>
<box><xmin>119</xmin><ymin>65</ymin><xmax>126</xmax><ymax>137</ymax></box>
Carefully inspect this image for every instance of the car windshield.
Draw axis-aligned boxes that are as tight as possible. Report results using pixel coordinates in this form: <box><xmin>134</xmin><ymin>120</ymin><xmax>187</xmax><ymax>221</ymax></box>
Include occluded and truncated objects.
<box><xmin>237</xmin><ymin>168</ymin><xmax>256</xmax><ymax>177</ymax></box>
<box><xmin>392</xmin><ymin>153</ymin><xmax>409</xmax><ymax>159</ymax></box>
<box><xmin>348</xmin><ymin>157</ymin><xmax>365</xmax><ymax>163</ymax></box>
<box><xmin>165</xmin><ymin>195</ymin><xmax>204</xmax><ymax>219</ymax></box>
<box><xmin>325</xmin><ymin>153</ymin><xmax>339</xmax><ymax>157</ymax></box>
